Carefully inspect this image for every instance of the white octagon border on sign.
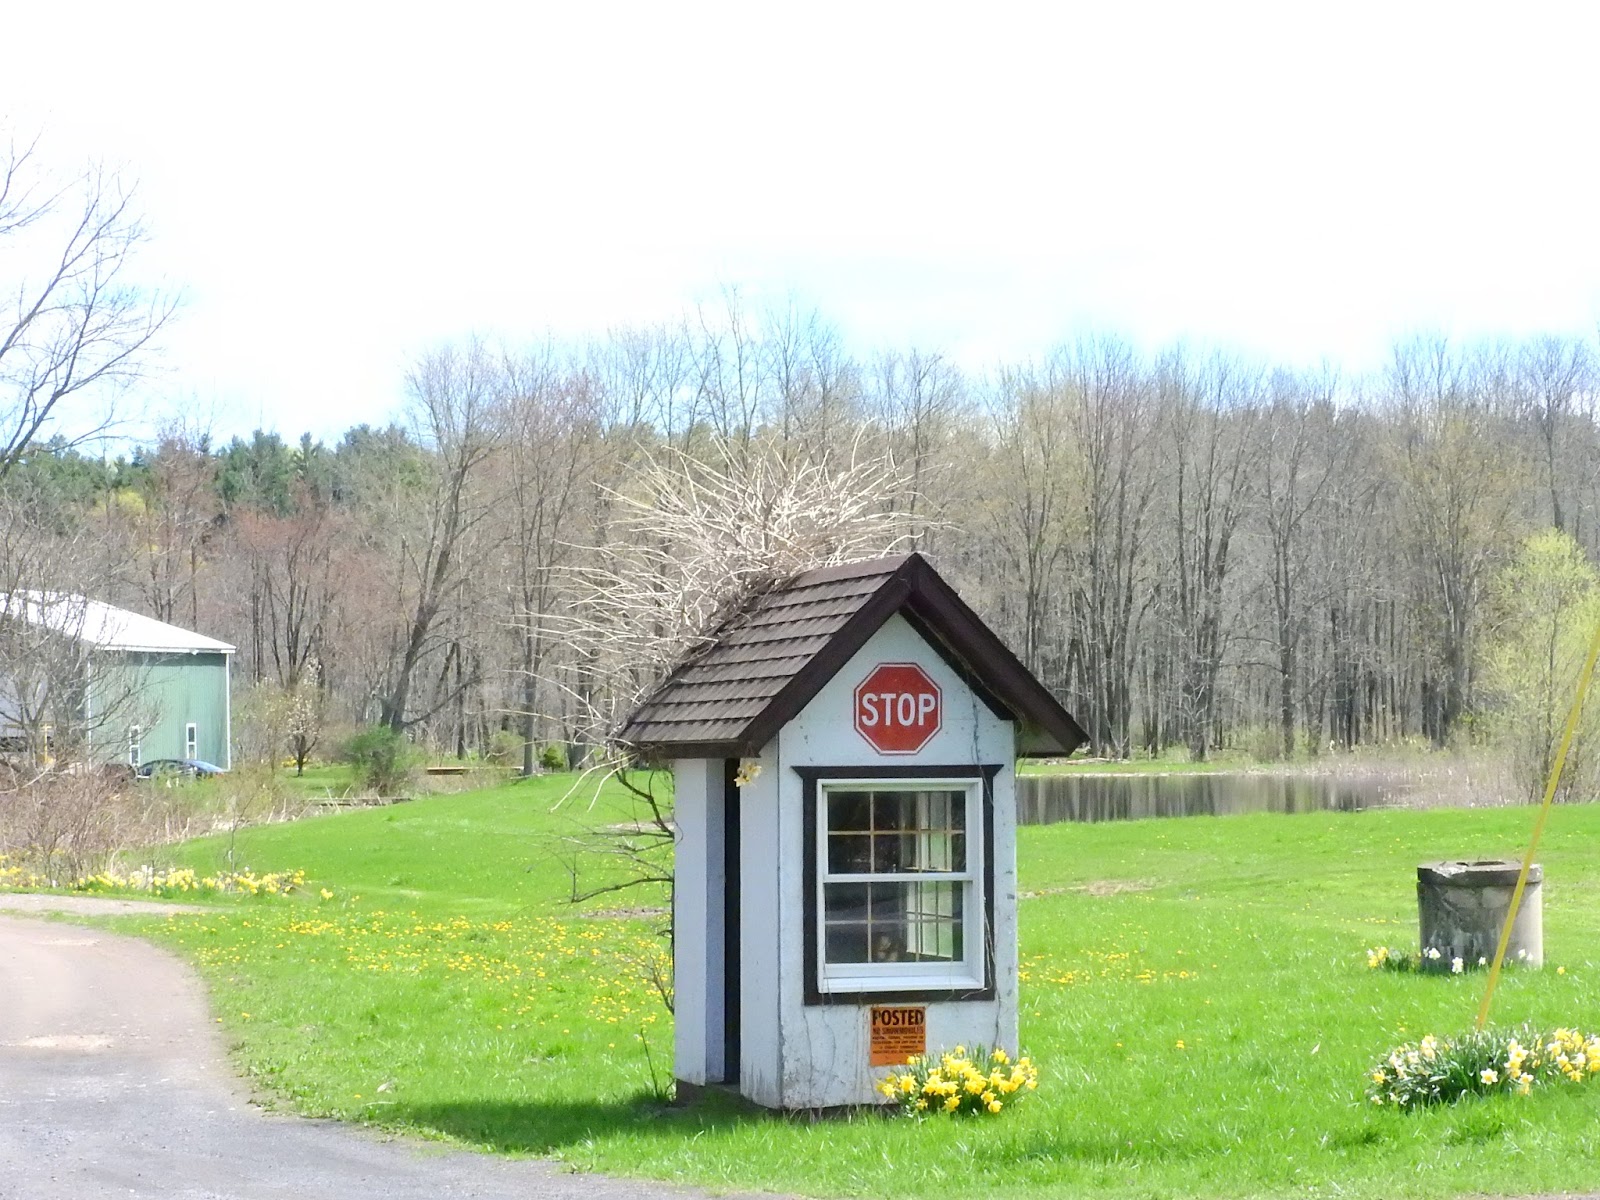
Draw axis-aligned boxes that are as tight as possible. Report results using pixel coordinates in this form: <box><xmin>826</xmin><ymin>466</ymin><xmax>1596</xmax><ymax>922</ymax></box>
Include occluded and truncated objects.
<box><xmin>852</xmin><ymin>661</ymin><xmax>943</xmax><ymax>755</ymax></box>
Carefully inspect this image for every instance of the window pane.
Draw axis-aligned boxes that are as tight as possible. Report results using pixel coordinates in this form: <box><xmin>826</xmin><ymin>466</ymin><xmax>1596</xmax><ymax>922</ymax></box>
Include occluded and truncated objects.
<box><xmin>905</xmin><ymin>882</ymin><xmax>963</xmax><ymax>961</ymax></box>
<box><xmin>825</xmin><ymin>923</ymin><xmax>869</xmax><ymax>963</ymax></box>
<box><xmin>828</xmin><ymin>834</ymin><xmax>872</xmax><ymax>874</ymax></box>
<box><xmin>926</xmin><ymin>790</ymin><xmax>965</xmax><ymax>832</ymax></box>
<box><xmin>892</xmin><ymin>831</ymin><xmax>965</xmax><ymax>873</ymax></box>
<box><xmin>826</xmin><ymin>881</ymin><xmax>869</xmax><ymax>922</ymax></box>
<box><xmin>824</xmin><ymin>788</ymin><xmax>968</xmax><ymax>877</ymax></box>
<box><xmin>867</xmin><ymin>920</ymin><xmax>908</xmax><ymax>963</ymax></box>
<box><xmin>828</xmin><ymin>791</ymin><xmax>871</xmax><ymax>832</ymax></box>
<box><xmin>824</xmin><ymin>880</ymin><xmax>964</xmax><ymax>965</ymax></box>
<box><xmin>871</xmin><ymin>791</ymin><xmax>915</xmax><ymax>831</ymax></box>
<box><xmin>871</xmin><ymin>833</ymin><xmax>904</xmax><ymax>872</ymax></box>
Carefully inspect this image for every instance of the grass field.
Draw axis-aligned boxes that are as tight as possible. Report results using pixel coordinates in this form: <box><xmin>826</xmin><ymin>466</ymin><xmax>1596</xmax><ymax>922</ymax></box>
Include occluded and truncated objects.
<box><xmin>96</xmin><ymin>773</ymin><xmax>1600</xmax><ymax>1199</ymax></box>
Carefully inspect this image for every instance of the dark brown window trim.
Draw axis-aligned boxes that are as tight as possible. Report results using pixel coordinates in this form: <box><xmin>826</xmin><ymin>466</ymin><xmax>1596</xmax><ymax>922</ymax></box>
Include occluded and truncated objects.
<box><xmin>797</xmin><ymin>764</ymin><xmax>999</xmax><ymax>1007</ymax></box>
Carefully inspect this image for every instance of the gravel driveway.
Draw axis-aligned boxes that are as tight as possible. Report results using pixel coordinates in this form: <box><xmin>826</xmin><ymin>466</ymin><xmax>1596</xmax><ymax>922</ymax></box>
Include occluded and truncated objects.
<box><xmin>0</xmin><ymin>897</ymin><xmax>770</xmax><ymax>1200</ymax></box>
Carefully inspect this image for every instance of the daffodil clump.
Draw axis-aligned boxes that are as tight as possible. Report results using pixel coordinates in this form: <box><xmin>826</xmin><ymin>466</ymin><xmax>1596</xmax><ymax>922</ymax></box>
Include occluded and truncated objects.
<box><xmin>1368</xmin><ymin>1025</ymin><xmax>1600</xmax><ymax>1111</ymax></box>
<box><xmin>0</xmin><ymin>853</ymin><xmax>47</xmax><ymax>889</ymax></box>
<box><xmin>877</xmin><ymin>1045</ymin><xmax>1038</xmax><ymax>1117</ymax></box>
<box><xmin>70</xmin><ymin>866</ymin><xmax>309</xmax><ymax>898</ymax></box>
<box><xmin>1365</xmin><ymin>945</ymin><xmax>1532</xmax><ymax>974</ymax></box>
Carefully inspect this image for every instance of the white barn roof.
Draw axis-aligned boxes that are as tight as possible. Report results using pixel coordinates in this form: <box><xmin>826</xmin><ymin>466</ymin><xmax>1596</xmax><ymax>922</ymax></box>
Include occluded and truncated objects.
<box><xmin>1</xmin><ymin>593</ymin><xmax>235</xmax><ymax>654</ymax></box>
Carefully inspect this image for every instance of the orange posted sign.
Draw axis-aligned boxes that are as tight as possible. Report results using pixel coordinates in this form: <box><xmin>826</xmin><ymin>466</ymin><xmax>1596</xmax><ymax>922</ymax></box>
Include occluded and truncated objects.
<box><xmin>869</xmin><ymin>1005</ymin><xmax>927</xmax><ymax>1066</ymax></box>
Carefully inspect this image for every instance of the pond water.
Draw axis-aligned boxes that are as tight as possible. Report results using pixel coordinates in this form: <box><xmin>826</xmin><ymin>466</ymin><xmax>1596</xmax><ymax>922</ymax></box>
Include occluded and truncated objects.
<box><xmin>1015</xmin><ymin>771</ymin><xmax>1483</xmax><ymax>825</ymax></box>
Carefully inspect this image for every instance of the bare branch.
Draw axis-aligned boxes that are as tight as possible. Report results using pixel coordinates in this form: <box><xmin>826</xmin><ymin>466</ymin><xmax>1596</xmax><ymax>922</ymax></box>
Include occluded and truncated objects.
<box><xmin>0</xmin><ymin>134</ymin><xmax>173</xmax><ymax>476</ymax></box>
<box><xmin>535</xmin><ymin>432</ymin><xmax>917</xmax><ymax>746</ymax></box>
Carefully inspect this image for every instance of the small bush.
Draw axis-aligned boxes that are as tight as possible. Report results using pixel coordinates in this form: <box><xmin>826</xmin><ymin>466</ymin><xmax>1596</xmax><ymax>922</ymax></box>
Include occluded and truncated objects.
<box><xmin>1368</xmin><ymin>1025</ymin><xmax>1600</xmax><ymax>1110</ymax></box>
<box><xmin>485</xmin><ymin>730</ymin><xmax>523</xmax><ymax>767</ymax></box>
<box><xmin>344</xmin><ymin>726</ymin><xmax>417</xmax><ymax>796</ymax></box>
<box><xmin>0</xmin><ymin>765</ymin><xmax>311</xmax><ymax>887</ymax></box>
<box><xmin>539</xmin><ymin>743</ymin><xmax>568</xmax><ymax>771</ymax></box>
<box><xmin>877</xmin><ymin>1045</ymin><xmax>1038</xmax><ymax>1116</ymax></box>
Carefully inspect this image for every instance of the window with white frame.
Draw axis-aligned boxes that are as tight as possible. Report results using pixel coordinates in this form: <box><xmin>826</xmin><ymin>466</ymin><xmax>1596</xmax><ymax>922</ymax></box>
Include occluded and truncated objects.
<box><xmin>128</xmin><ymin>725</ymin><xmax>141</xmax><ymax>768</ymax></box>
<box><xmin>813</xmin><ymin>776</ymin><xmax>986</xmax><ymax>995</ymax></box>
<box><xmin>185</xmin><ymin>722</ymin><xmax>198</xmax><ymax>759</ymax></box>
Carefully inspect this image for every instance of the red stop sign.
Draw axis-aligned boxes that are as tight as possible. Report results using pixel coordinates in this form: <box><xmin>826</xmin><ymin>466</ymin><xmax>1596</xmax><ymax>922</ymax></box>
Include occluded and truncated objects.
<box><xmin>854</xmin><ymin>663</ymin><xmax>942</xmax><ymax>754</ymax></box>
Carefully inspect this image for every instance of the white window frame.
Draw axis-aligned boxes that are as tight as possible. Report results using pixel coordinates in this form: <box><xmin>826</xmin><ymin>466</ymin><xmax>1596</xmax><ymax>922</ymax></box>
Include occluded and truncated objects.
<box><xmin>185</xmin><ymin>722</ymin><xmax>198</xmax><ymax>760</ymax></box>
<box><xmin>129</xmin><ymin>725</ymin><xmax>141</xmax><ymax>768</ymax></box>
<box><xmin>814</xmin><ymin>776</ymin><xmax>986</xmax><ymax>995</ymax></box>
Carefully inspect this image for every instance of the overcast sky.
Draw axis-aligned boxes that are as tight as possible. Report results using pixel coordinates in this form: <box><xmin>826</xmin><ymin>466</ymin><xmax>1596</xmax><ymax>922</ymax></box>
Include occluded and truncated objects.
<box><xmin>6</xmin><ymin>1</ymin><xmax>1599</xmax><ymax>444</ymax></box>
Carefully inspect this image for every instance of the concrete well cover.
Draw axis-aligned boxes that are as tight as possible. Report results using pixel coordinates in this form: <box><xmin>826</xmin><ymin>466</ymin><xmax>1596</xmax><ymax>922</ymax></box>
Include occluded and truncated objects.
<box><xmin>1416</xmin><ymin>860</ymin><xmax>1542</xmax><ymax>887</ymax></box>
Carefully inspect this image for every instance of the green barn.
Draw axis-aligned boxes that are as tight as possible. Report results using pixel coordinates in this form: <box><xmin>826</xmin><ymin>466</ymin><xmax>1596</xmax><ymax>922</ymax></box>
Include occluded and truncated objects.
<box><xmin>0</xmin><ymin>594</ymin><xmax>234</xmax><ymax>769</ymax></box>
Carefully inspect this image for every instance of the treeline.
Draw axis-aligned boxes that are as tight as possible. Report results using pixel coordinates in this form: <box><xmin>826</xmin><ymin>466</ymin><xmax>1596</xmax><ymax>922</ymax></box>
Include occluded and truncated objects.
<box><xmin>5</xmin><ymin>307</ymin><xmax>1598</xmax><ymax>765</ymax></box>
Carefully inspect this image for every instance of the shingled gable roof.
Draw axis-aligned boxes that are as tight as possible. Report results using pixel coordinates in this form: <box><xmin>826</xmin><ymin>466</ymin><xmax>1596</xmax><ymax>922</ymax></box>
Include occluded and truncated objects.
<box><xmin>618</xmin><ymin>552</ymin><xmax>1087</xmax><ymax>759</ymax></box>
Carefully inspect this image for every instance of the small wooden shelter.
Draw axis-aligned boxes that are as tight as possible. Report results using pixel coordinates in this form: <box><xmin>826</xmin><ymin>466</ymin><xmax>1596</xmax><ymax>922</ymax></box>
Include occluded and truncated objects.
<box><xmin>621</xmin><ymin>552</ymin><xmax>1084</xmax><ymax>1109</ymax></box>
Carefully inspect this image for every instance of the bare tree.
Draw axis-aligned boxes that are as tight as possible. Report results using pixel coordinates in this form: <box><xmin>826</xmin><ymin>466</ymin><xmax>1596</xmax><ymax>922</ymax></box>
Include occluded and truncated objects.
<box><xmin>1258</xmin><ymin>368</ymin><xmax>1351</xmax><ymax>757</ymax></box>
<box><xmin>374</xmin><ymin>342</ymin><xmax>503</xmax><ymax>731</ymax></box>
<box><xmin>548</xmin><ymin>435</ymin><xmax>912</xmax><ymax>748</ymax></box>
<box><xmin>1061</xmin><ymin>338</ymin><xmax>1159</xmax><ymax>757</ymax></box>
<box><xmin>232</xmin><ymin>497</ymin><xmax>343</xmax><ymax>689</ymax></box>
<box><xmin>1159</xmin><ymin>350</ymin><xmax>1265</xmax><ymax>759</ymax></box>
<box><xmin>500</xmin><ymin>350</ymin><xmax>609</xmax><ymax>774</ymax></box>
<box><xmin>129</xmin><ymin>424</ymin><xmax>217</xmax><ymax>629</ymax></box>
<box><xmin>1516</xmin><ymin>336</ymin><xmax>1594</xmax><ymax>535</ymax></box>
<box><xmin>691</xmin><ymin>292</ymin><xmax>765</xmax><ymax>460</ymax></box>
<box><xmin>874</xmin><ymin>348</ymin><xmax>962</xmax><ymax>548</ymax></box>
<box><xmin>0</xmin><ymin>130</ymin><xmax>172</xmax><ymax>477</ymax></box>
<box><xmin>984</xmin><ymin>365</ymin><xmax>1074</xmax><ymax>678</ymax></box>
<box><xmin>1387</xmin><ymin>337</ymin><xmax>1528</xmax><ymax>743</ymax></box>
<box><xmin>0</xmin><ymin>490</ymin><xmax>151</xmax><ymax>766</ymax></box>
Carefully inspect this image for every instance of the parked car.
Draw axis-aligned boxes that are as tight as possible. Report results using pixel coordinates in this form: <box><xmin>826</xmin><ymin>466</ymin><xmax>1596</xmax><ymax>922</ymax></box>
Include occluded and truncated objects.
<box><xmin>136</xmin><ymin>758</ymin><xmax>227</xmax><ymax>780</ymax></box>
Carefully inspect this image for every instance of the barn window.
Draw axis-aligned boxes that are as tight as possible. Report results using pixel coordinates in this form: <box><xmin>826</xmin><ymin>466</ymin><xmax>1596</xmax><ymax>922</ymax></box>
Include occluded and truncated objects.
<box><xmin>128</xmin><ymin>725</ymin><xmax>141</xmax><ymax>768</ymax></box>
<box><xmin>805</xmin><ymin>770</ymin><xmax>992</xmax><ymax>998</ymax></box>
<box><xmin>185</xmin><ymin>722</ymin><xmax>198</xmax><ymax>759</ymax></box>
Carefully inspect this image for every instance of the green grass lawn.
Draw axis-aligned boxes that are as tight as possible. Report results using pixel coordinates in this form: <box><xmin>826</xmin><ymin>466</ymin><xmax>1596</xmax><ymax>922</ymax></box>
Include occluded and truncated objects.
<box><xmin>102</xmin><ymin>774</ymin><xmax>1600</xmax><ymax>1200</ymax></box>
<box><xmin>272</xmin><ymin>762</ymin><xmax>357</xmax><ymax>795</ymax></box>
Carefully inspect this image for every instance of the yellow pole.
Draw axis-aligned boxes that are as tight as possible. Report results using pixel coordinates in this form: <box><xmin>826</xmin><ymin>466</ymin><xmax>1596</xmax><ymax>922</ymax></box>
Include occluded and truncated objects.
<box><xmin>1475</xmin><ymin>614</ymin><xmax>1600</xmax><ymax>1030</ymax></box>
